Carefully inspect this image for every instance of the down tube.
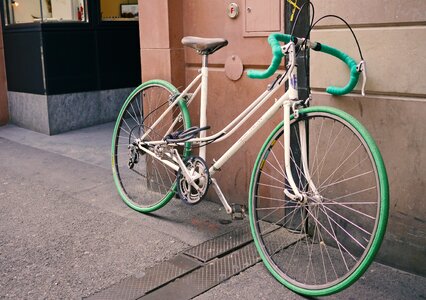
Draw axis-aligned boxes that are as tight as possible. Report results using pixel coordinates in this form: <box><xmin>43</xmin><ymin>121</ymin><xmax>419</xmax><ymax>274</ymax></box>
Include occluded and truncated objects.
<box><xmin>210</xmin><ymin>92</ymin><xmax>290</xmax><ymax>175</ymax></box>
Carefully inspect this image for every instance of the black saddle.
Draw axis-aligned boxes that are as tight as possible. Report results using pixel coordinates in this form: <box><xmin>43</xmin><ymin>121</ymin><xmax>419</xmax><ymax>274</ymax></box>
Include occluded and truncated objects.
<box><xmin>181</xmin><ymin>36</ymin><xmax>228</xmax><ymax>55</ymax></box>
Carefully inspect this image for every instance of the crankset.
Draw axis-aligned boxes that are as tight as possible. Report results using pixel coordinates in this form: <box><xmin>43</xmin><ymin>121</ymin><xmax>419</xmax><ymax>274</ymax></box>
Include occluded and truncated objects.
<box><xmin>176</xmin><ymin>156</ymin><xmax>211</xmax><ymax>205</ymax></box>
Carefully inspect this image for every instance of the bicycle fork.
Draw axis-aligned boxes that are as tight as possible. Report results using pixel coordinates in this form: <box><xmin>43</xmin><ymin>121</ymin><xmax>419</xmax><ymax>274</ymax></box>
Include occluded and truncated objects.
<box><xmin>282</xmin><ymin>100</ymin><xmax>321</xmax><ymax>203</ymax></box>
<box><xmin>283</xmin><ymin>43</ymin><xmax>320</xmax><ymax>203</ymax></box>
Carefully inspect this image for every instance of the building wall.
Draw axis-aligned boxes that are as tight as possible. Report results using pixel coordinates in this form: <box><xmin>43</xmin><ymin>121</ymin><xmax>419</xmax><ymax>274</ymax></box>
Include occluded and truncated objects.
<box><xmin>310</xmin><ymin>0</ymin><xmax>426</xmax><ymax>275</ymax></box>
<box><xmin>141</xmin><ymin>0</ymin><xmax>285</xmax><ymax>206</ymax></box>
<box><xmin>0</xmin><ymin>22</ymin><xmax>7</xmax><ymax>125</ymax></box>
<box><xmin>1</xmin><ymin>1</ymin><xmax>141</xmax><ymax>134</ymax></box>
<box><xmin>182</xmin><ymin>0</ymin><xmax>287</xmax><ymax>206</ymax></box>
<box><xmin>140</xmin><ymin>0</ymin><xmax>425</xmax><ymax>275</ymax></box>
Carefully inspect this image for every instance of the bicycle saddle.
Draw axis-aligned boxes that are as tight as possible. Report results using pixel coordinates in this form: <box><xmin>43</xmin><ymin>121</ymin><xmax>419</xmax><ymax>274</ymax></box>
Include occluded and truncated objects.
<box><xmin>181</xmin><ymin>36</ymin><xmax>228</xmax><ymax>55</ymax></box>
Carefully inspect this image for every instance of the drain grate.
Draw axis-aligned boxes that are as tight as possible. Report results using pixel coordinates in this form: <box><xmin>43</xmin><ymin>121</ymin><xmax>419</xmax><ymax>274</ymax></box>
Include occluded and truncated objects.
<box><xmin>139</xmin><ymin>225</ymin><xmax>305</xmax><ymax>300</ymax></box>
<box><xmin>84</xmin><ymin>223</ymin><xmax>304</xmax><ymax>300</ymax></box>
<box><xmin>140</xmin><ymin>242</ymin><xmax>261</xmax><ymax>300</ymax></box>
<box><xmin>84</xmin><ymin>276</ymin><xmax>150</xmax><ymax>300</ymax></box>
<box><xmin>184</xmin><ymin>225</ymin><xmax>253</xmax><ymax>262</ymax></box>
<box><xmin>84</xmin><ymin>254</ymin><xmax>201</xmax><ymax>300</ymax></box>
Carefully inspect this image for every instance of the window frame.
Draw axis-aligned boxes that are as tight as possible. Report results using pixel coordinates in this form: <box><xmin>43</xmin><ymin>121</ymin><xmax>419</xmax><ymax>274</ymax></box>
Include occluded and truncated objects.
<box><xmin>2</xmin><ymin>0</ymin><xmax>90</xmax><ymax>27</ymax></box>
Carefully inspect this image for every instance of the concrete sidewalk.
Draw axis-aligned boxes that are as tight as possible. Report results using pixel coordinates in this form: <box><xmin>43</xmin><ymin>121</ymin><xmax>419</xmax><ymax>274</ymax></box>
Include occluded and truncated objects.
<box><xmin>0</xmin><ymin>123</ymin><xmax>424</xmax><ymax>299</ymax></box>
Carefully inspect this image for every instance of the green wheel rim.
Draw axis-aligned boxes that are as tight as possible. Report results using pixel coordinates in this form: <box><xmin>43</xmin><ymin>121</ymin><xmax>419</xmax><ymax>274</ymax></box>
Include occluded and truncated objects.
<box><xmin>111</xmin><ymin>80</ymin><xmax>191</xmax><ymax>213</ymax></box>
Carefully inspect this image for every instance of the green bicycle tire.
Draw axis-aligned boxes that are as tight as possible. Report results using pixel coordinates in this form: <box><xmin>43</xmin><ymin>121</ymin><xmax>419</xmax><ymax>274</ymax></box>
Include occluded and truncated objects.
<box><xmin>249</xmin><ymin>106</ymin><xmax>389</xmax><ymax>296</ymax></box>
<box><xmin>111</xmin><ymin>80</ymin><xmax>191</xmax><ymax>213</ymax></box>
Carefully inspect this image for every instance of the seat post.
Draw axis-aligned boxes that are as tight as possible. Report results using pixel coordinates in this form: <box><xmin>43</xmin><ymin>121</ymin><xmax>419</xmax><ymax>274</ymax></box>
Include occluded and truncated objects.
<box><xmin>199</xmin><ymin>54</ymin><xmax>209</xmax><ymax>160</ymax></box>
<box><xmin>202</xmin><ymin>54</ymin><xmax>208</xmax><ymax>68</ymax></box>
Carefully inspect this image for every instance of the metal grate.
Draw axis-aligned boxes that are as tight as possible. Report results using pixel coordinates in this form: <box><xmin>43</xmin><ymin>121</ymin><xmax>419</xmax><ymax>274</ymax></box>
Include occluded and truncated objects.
<box><xmin>140</xmin><ymin>243</ymin><xmax>261</xmax><ymax>300</ymax></box>
<box><xmin>184</xmin><ymin>225</ymin><xmax>253</xmax><ymax>262</ymax></box>
<box><xmin>84</xmin><ymin>276</ymin><xmax>149</xmax><ymax>300</ymax></box>
<box><xmin>85</xmin><ymin>222</ymin><xmax>304</xmax><ymax>300</ymax></box>
<box><xmin>84</xmin><ymin>254</ymin><xmax>200</xmax><ymax>300</ymax></box>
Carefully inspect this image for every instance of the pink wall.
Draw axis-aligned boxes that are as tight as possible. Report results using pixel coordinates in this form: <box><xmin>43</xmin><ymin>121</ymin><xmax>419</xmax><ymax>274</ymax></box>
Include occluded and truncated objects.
<box><xmin>140</xmin><ymin>0</ymin><xmax>285</xmax><ymax>204</ymax></box>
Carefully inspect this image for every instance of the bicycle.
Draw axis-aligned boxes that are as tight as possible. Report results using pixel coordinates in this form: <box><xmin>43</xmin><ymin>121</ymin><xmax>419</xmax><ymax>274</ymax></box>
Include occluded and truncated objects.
<box><xmin>111</xmin><ymin>11</ymin><xmax>389</xmax><ymax>297</ymax></box>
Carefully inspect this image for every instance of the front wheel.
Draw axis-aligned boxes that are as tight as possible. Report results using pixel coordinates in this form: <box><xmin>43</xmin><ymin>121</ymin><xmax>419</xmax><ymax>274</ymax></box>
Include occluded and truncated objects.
<box><xmin>111</xmin><ymin>80</ymin><xmax>191</xmax><ymax>213</ymax></box>
<box><xmin>249</xmin><ymin>106</ymin><xmax>389</xmax><ymax>296</ymax></box>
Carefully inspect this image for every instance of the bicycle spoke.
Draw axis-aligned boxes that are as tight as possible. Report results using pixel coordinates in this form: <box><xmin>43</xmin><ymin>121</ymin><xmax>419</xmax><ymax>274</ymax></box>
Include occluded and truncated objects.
<box><xmin>319</xmin><ymin>127</ymin><xmax>355</xmax><ymax>189</ymax></box>
<box><xmin>327</xmin><ymin>185</ymin><xmax>376</xmax><ymax>202</ymax></box>
<box><xmin>312</xmin><ymin>121</ymin><xmax>344</xmax><ymax>185</ymax></box>
<box><xmin>305</xmin><ymin>205</ymin><xmax>319</xmax><ymax>284</ymax></box>
<box><xmin>129</xmin><ymin>102</ymin><xmax>140</xmax><ymax>124</ymax></box>
<box><xmin>317</xmin><ymin>143</ymin><xmax>363</xmax><ymax>191</ymax></box>
<box><xmin>260</xmin><ymin>170</ymin><xmax>287</xmax><ymax>186</ymax></box>
<box><xmin>320</xmin><ymin>194</ymin><xmax>377</xmax><ymax>220</ymax></box>
<box><xmin>316</xmin><ymin>217</ymin><xmax>339</xmax><ymax>280</ymax></box>
<box><xmin>257</xmin><ymin>182</ymin><xmax>284</xmax><ymax>190</ymax></box>
<box><xmin>319</xmin><ymin>165</ymin><xmax>372</xmax><ymax>192</ymax></box>
<box><xmin>256</xmin><ymin>204</ymin><xmax>301</xmax><ymax>210</ymax></box>
<box><xmin>135</xmin><ymin>93</ymin><xmax>143</xmax><ymax>126</ymax></box>
<box><xmin>256</xmin><ymin>201</ymin><xmax>304</xmax><ymax>234</ymax></box>
<box><xmin>317</xmin><ymin>204</ymin><xmax>368</xmax><ymax>250</ymax></box>
<box><xmin>270</xmin><ymin>145</ymin><xmax>286</xmax><ymax>175</ymax></box>
<box><xmin>285</xmin><ymin>208</ymin><xmax>309</xmax><ymax>275</ymax></box>
<box><xmin>307</xmin><ymin>205</ymin><xmax>354</xmax><ymax>269</ymax></box>
<box><xmin>311</xmin><ymin>116</ymin><xmax>325</xmax><ymax>187</ymax></box>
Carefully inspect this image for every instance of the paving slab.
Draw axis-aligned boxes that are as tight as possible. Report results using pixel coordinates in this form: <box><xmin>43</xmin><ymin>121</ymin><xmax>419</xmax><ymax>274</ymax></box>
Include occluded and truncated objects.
<box><xmin>0</xmin><ymin>125</ymin><xmax>244</xmax><ymax>299</ymax></box>
<box><xmin>194</xmin><ymin>262</ymin><xmax>426</xmax><ymax>300</ymax></box>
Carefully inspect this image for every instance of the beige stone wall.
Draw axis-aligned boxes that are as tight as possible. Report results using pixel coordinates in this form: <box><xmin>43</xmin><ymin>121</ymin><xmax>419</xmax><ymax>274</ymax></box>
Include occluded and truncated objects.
<box><xmin>0</xmin><ymin>22</ymin><xmax>8</xmax><ymax>125</ymax></box>
<box><xmin>310</xmin><ymin>0</ymin><xmax>426</xmax><ymax>275</ymax></box>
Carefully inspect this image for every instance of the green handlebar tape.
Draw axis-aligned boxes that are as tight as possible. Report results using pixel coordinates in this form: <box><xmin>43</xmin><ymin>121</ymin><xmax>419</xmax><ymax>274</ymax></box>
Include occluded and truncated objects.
<box><xmin>315</xmin><ymin>44</ymin><xmax>360</xmax><ymax>96</ymax></box>
<box><xmin>247</xmin><ymin>34</ymin><xmax>360</xmax><ymax>95</ymax></box>
<box><xmin>247</xmin><ymin>33</ymin><xmax>293</xmax><ymax>79</ymax></box>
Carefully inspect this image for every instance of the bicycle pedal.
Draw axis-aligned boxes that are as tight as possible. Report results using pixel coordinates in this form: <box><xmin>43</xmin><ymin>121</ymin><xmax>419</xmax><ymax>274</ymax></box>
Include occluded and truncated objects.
<box><xmin>231</xmin><ymin>203</ymin><xmax>247</xmax><ymax>220</ymax></box>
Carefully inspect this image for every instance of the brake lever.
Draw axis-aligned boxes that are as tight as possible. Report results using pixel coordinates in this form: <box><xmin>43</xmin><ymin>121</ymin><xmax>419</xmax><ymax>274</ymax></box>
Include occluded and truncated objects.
<box><xmin>357</xmin><ymin>61</ymin><xmax>367</xmax><ymax>96</ymax></box>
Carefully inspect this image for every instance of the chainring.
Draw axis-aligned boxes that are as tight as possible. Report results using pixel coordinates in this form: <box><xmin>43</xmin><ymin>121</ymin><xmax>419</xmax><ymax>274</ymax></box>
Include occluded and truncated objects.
<box><xmin>177</xmin><ymin>156</ymin><xmax>210</xmax><ymax>205</ymax></box>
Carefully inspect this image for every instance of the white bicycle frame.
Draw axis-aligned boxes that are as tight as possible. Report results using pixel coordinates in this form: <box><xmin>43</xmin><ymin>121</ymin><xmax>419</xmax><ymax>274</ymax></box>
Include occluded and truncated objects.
<box><xmin>137</xmin><ymin>41</ymin><xmax>320</xmax><ymax>213</ymax></box>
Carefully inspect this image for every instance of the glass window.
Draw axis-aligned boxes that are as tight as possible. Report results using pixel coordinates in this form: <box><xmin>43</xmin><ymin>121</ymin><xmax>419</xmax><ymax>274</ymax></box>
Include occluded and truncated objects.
<box><xmin>3</xmin><ymin>0</ymin><xmax>88</xmax><ymax>25</ymax></box>
<box><xmin>100</xmin><ymin>0</ymin><xmax>138</xmax><ymax>21</ymax></box>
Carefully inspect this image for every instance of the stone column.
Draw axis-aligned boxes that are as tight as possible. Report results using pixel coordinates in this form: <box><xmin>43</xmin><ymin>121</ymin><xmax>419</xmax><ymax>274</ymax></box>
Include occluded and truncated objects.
<box><xmin>139</xmin><ymin>0</ymin><xmax>185</xmax><ymax>88</ymax></box>
<box><xmin>0</xmin><ymin>22</ymin><xmax>8</xmax><ymax>125</ymax></box>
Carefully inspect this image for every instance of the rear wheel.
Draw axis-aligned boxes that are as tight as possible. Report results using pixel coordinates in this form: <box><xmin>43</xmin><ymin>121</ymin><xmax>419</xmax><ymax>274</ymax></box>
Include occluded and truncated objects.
<box><xmin>112</xmin><ymin>80</ymin><xmax>191</xmax><ymax>212</ymax></box>
<box><xmin>249</xmin><ymin>106</ymin><xmax>389</xmax><ymax>296</ymax></box>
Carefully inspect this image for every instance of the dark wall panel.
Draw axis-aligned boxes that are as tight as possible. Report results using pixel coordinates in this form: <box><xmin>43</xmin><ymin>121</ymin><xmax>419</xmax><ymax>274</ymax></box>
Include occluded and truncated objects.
<box><xmin>42</xmin><ymin>30</ymin><xmax>98</xmax><ymax>94</ymax></box>
<box><xmin>97</xmin><ymin>28</ymin><xmax>141</xmax><ymax>90</ymax></box>
<box><xmin>3</xmin><ymin>31</ymin><xmax>45</xmax><ymax>94</ymax></box>
<box><xmin>1</xmin><ymin>0</ymin><xmax>141</xmax><ymax>96</ymax></box>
